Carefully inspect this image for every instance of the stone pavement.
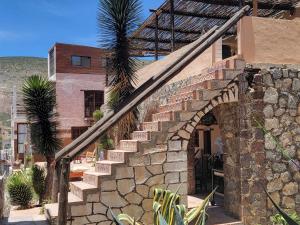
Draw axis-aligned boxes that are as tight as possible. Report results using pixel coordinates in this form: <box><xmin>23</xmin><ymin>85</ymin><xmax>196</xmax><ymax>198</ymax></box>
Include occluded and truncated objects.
<box><xmin>1</xmin><ymin>207</ymin><xmax>49</xmax><ymax>225</ymax></box>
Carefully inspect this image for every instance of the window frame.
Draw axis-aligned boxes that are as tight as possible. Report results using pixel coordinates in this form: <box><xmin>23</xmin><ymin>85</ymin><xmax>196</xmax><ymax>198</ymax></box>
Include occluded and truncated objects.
<box><xmin>17</xmin><ymin>123</ymin><xmax>28</xmax><ymax>154</ymax></box>
<box><xmin>71</xmin><ymin>55</ymin><xmax>91</xmax><ymax>68</ymax></box>
<box><xmin>71</xmin><ymin>126</ymin><xmax>89</xmax><ymax>140</ymax></box>
<box><xmin>84</xmin><ymin>90</ymin><xmax>104</xmax><ymax>118</ymax></box>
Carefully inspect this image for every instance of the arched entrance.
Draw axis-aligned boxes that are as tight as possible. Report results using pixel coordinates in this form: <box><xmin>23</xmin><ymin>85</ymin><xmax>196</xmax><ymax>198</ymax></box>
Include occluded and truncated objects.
<box><xmin>168</xmin><ymin>79</ymin><xmax>241</xmax><ymax>221</ymax></box>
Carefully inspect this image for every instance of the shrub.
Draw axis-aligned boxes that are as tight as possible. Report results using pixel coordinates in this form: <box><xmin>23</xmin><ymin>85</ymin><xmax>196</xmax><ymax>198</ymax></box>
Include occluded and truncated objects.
<box><xmin>32</xmin><ymin>165</ymin><xmax>46</xmax><ymax>205</ymax></box>
<box><xmin>6</xmin><ymin>171</ymin><xmax>33</xmax><ymax>208</ymax></box>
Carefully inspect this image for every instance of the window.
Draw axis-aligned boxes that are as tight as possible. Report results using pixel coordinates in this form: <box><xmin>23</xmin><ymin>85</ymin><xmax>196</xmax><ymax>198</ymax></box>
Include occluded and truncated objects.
<box><xmin>71</xmin><ymin>55</ymin><xmax>91</xmax><ymax>67</ymax></box>
<box><xmin>71</xmin><ymin>127</ymin><xmax>89</xmax><ymax>140</ymax></box>
<box><xmin>49</xmin><ymin>48</ymin><xmax>55</xmax><ymax>76</ymax></box>
<box><xmin>84</xmin><ymin>90</ymin><xmax>104</xmax><ymax>118</ymax></box>
<box><xmin>17</xmin><ymin>124</ymin><xmax>28</xmax><ymax>153</ymax></box>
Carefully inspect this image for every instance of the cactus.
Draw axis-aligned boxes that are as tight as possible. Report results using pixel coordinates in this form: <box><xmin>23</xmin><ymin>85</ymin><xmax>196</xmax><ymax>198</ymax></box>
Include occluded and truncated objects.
<box><xmin>32</xmin><ymin>165</ymin><xmax>46</xmax><ymax>205</ymax></box>
<box><xmin>6</xmin><ymin>171</ymin><xmax>33</xmax><ymax>208</ymax></box>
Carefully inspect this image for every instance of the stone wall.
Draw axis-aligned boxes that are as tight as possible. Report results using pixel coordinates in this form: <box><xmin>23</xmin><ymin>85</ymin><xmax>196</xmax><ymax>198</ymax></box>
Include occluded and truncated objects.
<box><xmin>261</xmin><ymin>67</ymin><xmax>300</xmax><ymax>217</ymax></box>
<box><xmin>213</xmin><ymin>103</ymin><xmax>241</xmax><ymax>218</ymax></box>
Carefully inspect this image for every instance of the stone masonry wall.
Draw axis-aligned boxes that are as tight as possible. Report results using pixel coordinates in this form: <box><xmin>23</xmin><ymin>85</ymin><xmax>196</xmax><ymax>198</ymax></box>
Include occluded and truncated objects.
<box><xmin>69</xmin><ymin>142</ymin><xmax>188</xmax><ymax>225</ymax></box>
<box><xmin>213</xmin><ymin>103</ymin><xmax>241</xmax><ymax>218</ymax></box>
<box><xmin>261</xmin><ymin>67</ymin><xmax>300</xmax><ymax>217</ymax></box>
<box><xmin>238</xmin><ymin>70</ymin><xmax>267</xmax><ymax>225</ymax></box>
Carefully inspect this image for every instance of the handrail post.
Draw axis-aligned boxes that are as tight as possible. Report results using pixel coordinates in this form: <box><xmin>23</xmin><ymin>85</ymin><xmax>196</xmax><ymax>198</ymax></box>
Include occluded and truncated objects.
<box><xmin>57</xmin><ymin>157</ymin><xmax>70</xmax><ymax>225</ymax></box>
<box><xmin>51</xmin><ymin>161</ymin><xmax>61</xmax><ymax>202</ymax></box>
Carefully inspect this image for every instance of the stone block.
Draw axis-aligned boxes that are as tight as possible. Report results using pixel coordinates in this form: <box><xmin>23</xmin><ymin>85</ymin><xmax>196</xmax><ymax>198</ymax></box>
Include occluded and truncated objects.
<box><xmin>93</xmin><ymin>202</ymin><xmax>107</xmax><ymax>214</ymax></box>
<box><xmin>101</xmin><ymin>180</ymin><xmax>116</xmax><ymax>191</ymax></box>
<box><xmin>129</xmin><ymin>153</ymin><xmax>150</xmax><ymax>166</ymax></box>
<box><xmin>167</xmin><ymin>151</ymin><xmax>187</xmax><ymax>162</ymax></box>
<box><xmin>147</xmin><ymin>165</ymin><xmax>163</xmax><ymax>175</ymax></box>
<box><xmin>178</xmin><ymin>130</ymin><xmax>190</xmax><ymax>139</ymax></box>
<box><xmin>87</xmin><ymin>193</ymin><xmax>100</xmax><ymax>202</ymax></box>
<box><xmin>100</xmin><ymin>191</ymin><xmax>127</xmax><ymax>207</ymax></box>
<box><xmin>180</xmin><ymin>172</ymin><xmax>187</xmax><ymax>182</ymax></box>
<box><xmin>265</xmin><ymin>118</ymin><xmax>279</xmax><ymax>130</ymax></box>
<box><xmin>142</xmin><ymin>199</ymin><xmax>153</xmax><ymax>211</ymax></box>
<box><xmin>168</xmin><ymin>140</ymin><xmax>181</xmax><ymax>151</ymax></box>
<box><xmin>87</xmin><ymin>214</ymin><xmax>107</xmax><ymax>223</ymax></box>
<box><xmin>117</xmin><ymin>179</ymin><xmax>135</xmax><ymax>195</ymax></box>
<box><xmin>267</xmin><ymin>178</ymin><xmax>283</xmax><ymax>193</ymax></box>
<box><xmin>264</xmin><ymin>87</ymin><xmax>278</xmax><ymax>104</ymax></box>
<box><xmin>146</xmin><ymin>174</ymin><xmax>164</xmax><ymax>187</ymax></box>
<box><xmin>136</xmin><ymin>185</ymin><xmax>149</xmax><ymax>198</ymax></box>
<box><xmin>282</xmin><ymin>196</ymin><xmax>295</xmax><ymax>208</ymax></box>
<box><xmin>115</xmin><ymin>166</ymin><xmax>134</xmax><ymax>179</ymax></box>
<box><xmin>125</xmin><ymin>192</ymin><xmax>143</xmax><ymax>205</ymax></box>
<box><xmin>72</xmin><ymin>216</ymin><xmax>89</xmax><ymax>225</ymax></box>
<box><xmin>122</xmin><ymin>205</ymin><xmax>144</xmax><ymax>220</ymax></box>
<box><xmin>164</xmin><ymin>162</ymin><xmax>187</xmax><ymax>173</ymax></box>
<box><xmin>71</xmin><ymin>203</ymin><xmax>92</xmax><ymax>216</ymax></box>
<box><xmin>150</xmin><ymin>152</ymin><xmax>167</xmax><ymax>164</ymax></box>
<box><xmin>167</xmin><ymin>183</ymin><xmax>187</xmax><ymax>195</ymax></box>
<box><xmin>283</xmin><ymin>182</ymin><xmax>298</xmax><ymax>196</ymax></box>
<box><xmin>165</xmin><ymin>172</ymin><xmax>179</xmax><ymax>184</ymax></box>
<box><xmin>135</xmin><ymin>166</ymin><xmax>152</xmax><ymax>184</ymax></box>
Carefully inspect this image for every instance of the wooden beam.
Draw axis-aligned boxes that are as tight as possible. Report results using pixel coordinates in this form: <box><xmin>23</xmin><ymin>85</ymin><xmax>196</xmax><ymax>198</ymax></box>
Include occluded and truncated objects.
<box><xmin>185</xmin><ymin>0</ymin><xmax>293</xmax><ymax>11</ymax></box>
<box><xmin>155</xmin><ymin>12</ymin><xmax>159</xmax><ymax>60</ymax></box>
<box><xmin>145</xmin><ymin>25</ymin><xmax>236</xmax><ymax>36</ymax></box>
<box><xmin>149</xmin><ymin>8</ymin><xmax>230</xmax><ymax>20</ymax></box>
<box><xmin>131</xmin><ymin>37</ymin><xmax>192</xmax><ymax>44</ymax></box>
<box><xmin>170</xmin><ymin>0</ymin><xmax>175</xmax><ymax>51</ymax></box>
<box><xmin>252</xmin><ymin>0</ymin><xmax>258</xmax><ymax>16</ymax></box>
<box><xmin>55</xmin><ymin>6</ymin><xmax>251</xmax><ymax>162</ymax></box>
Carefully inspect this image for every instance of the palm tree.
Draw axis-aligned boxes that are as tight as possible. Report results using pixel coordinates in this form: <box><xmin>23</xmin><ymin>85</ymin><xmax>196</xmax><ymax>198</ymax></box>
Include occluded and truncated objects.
<box><xmin>22</xmin><ymin>75</ymin><xmax>61</xmax><ymax>198</ymax></box>
<box><xmin>98</xmin><ymin>0</ymin><xmax>142</xmax><ymax>141</ymax></box>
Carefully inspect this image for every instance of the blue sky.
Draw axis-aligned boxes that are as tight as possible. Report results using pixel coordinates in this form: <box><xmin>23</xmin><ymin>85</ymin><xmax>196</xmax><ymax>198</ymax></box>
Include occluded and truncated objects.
<box><xmin>0</xmin><ymin>0</ymin><xmax>164</xmax><ymax>58</ymax></box>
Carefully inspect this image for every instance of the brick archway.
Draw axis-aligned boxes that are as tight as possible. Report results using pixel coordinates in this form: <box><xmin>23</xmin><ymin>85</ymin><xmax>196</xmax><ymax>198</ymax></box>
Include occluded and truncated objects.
<box><xmin>167</xmin><ymin>77</ymin><xmax>241</xmax><ymax>218</ymax></box>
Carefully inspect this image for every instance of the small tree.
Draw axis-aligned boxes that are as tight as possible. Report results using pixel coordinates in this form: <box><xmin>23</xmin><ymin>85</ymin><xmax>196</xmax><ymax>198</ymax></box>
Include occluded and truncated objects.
<box><xmin>22</xmin><ymin>75</ymin><xmax>61</xmax><ymax>198</ymax></box>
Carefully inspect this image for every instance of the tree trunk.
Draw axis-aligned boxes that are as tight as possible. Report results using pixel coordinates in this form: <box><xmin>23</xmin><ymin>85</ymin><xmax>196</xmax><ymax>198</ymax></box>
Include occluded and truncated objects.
<box><xmin>45</xmin><ymin>156</ymin><xmax>54</xmax><ymax>199</ymax></box>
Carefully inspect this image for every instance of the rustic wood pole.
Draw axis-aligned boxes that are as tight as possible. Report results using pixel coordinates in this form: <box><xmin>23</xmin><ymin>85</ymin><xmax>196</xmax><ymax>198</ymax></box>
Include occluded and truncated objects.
<box><xmin>170</xmin><ymin>0</ymin><xmax>175</xmax><ymax>51</ymax></box>
<box><xmin>51</xmin><ymin>162</ymin><xmax>61</xmax><ymax>202</ymax></box>
<box><xmin>252</xmin><ymin>0</ymin><xmax>258</xmax><ymax>16</ymax></box>
<box><xmin>57</xmin><ymin>157</ymin><xmax>70</xmax><ymax>225</ymax></box>
<box><xmin>155</xmin><ymin>12</ymin><xmax>159</xmax><ymax>60</ymax></box>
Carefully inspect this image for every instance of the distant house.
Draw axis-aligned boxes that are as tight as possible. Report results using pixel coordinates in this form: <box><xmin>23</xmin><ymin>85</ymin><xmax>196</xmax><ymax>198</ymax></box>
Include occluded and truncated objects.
<box><xmin>48</xmin><ymin>43</ymin><xmax>107</xmax><ymax>148</ymax></box>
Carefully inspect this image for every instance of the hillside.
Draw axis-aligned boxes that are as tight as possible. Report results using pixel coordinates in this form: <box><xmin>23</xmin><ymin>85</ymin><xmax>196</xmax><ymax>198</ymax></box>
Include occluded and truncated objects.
<box><xmin>0</xmin><ymin>57</ymin><xmax>48</xmax><ymax>124</ymax></box>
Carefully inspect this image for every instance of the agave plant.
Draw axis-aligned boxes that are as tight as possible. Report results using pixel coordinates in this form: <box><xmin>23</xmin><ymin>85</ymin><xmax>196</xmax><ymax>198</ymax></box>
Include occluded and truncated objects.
<box><xmin>110</xmin><ymin>187</ymin><xmax>217</xmax><ymax>225</ymax></box>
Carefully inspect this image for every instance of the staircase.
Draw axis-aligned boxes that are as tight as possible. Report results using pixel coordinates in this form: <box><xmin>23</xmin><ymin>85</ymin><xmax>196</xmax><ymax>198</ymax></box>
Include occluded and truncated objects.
<box><xmin>45</xmin><ymin>57</ymin><xmax>245</xmax><ymax>225</ymax></box>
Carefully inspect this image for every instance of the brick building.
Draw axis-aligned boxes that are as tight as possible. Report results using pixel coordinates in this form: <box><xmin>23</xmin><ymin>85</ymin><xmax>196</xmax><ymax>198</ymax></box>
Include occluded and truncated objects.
<box><xmin>48</xmin><ymin>43</ymin><xmax>107</xmax><ymax>147</ymax></box>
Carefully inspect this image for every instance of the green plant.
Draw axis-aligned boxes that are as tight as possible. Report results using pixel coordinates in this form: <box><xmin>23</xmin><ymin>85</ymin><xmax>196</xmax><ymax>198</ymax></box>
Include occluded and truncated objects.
<box><xmin>22</xmin><ymin>75</ymin><xmax>61</xmax><ymax>198</ymax></box>
<box><xmin>32</xmin><ymin>165</ymin><xmax>46</xmax><ymax>205</ymax></box>
<box><xmin>98</xmin><ymin>0</ymin><xmax>141</xmax><ymax>142</ymax></box>
<box><xmin>6</xmin><ymin>171</ymin><xmax>33</xmax><ymax>208</ymax></box>
<box><xmin>110</xmin><ymin>187</ymin><xmax>216</xmax><ymax>225</ymax></box>
<box><xmin>264</xmin><ymin>187</ymin><xmax>300</xmax><ymax>225</ymax></box>
<box><xmin>271</xmin><ymin>213</ymin><xmax>300</xmax><ymax>225</ymax></box>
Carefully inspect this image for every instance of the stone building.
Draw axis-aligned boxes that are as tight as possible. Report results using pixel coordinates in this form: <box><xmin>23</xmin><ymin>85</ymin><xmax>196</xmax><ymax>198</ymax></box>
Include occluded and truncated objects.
<box><xmin>44</xmin><ymin>2</ymin><xmax>300</xmax><ymax>225</ymax></box>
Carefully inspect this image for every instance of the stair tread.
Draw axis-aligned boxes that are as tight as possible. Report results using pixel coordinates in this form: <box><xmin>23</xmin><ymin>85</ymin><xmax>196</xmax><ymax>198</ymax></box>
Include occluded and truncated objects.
<box><xmin>96</xmin><ymin>160</ymin><xmax>124</xmax><ymax>164</ymax></box>
<box><xmin>45</xmin><ymin>203</ymin><xmax>58</xmax><ymax>218</ymax></box>
<box><xmin>108</xmin><ymin>149</ymin><xmax>136</xmax><ymax>152</ymax></box>
<box><xmin>84</xmin><ymin>171</ymin><xmax>110</xmax><ymax>176</ymax></box>
<box><xmin>70</xmin><ymin>181</ymin><xmax>98</xmax><ymax>190</ymax></box>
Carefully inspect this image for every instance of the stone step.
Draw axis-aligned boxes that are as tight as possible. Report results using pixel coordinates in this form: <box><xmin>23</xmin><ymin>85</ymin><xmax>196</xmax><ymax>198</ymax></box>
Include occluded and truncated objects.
<box><xmin>83</xmin><ymin>171</ymin><xmax>110</xmax><ymax>187</ymax></box>
<box><xmin>152</xmin><ymin>111</ymin><xmax>174</xmax><ymax>122</ymax></box>
<box><xmin>95</xmin><ymin>160</ymin><xmax>123</xmax><ymax>174</ymax></box>
<box><xmin>159</xmin><ymin>101</ymin><xmax>186</xmax><ymax>113</ymax></box>
<box><xmin>131</xmin><ymin>131</ymin><xmax>150</xmax><ymax>141</ymax></box>
<box><xmin>44</xmin><ymin>203</ymin><xmax>58</xmax><ymax>222</ymax></box>
<box><xmin>141</xmin><ymin>121</ymin><xmax>161</xmax><ymax>131</ymax></box>
<box><xmin>119</xmin><ymin>140</ymin><xmax>139</xmax><ymax>151</ymax></box>
<box><xmin>69</xmin><ymin>181</ymin><xmax>98</xmax><ymax>200</ymax></box>
<box><xmin>107</xmin><ymin>149</ymin><xmax>135</xmax><ymax>162</ymax></box>
<box><xmin>167</xmin><ymin>90</ymin><xmax>199</xmax><ymax>104</ymax></box>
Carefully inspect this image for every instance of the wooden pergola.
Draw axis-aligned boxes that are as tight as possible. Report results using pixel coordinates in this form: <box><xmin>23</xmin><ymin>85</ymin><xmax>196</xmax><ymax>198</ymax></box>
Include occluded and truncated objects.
<box><xmin>130</xmin><ymin>0</ymin><xmax>298</xmax><ymax>59</ymax></box>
